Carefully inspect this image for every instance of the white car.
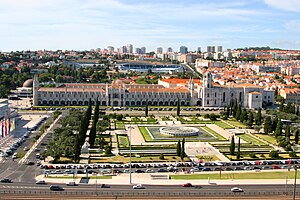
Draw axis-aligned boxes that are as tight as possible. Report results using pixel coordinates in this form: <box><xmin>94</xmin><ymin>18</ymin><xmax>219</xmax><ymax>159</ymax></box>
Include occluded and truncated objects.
<box><xmin>133</xmin><ymin>184</ymin><xmax>145</xmax><ymax>189</ymax></box>
<box><xmin>145</xmin><ymin>169</ymin><xmax>154</xmax><ymax>173</ymax></box>
<box><xmin>66</xmin><ymin>181</ymin><xmax>77</xmax><ymax>186</ymax></box>
<box><xmin>231</xmin><ymin>187</ymin><xmax>243</xmax><ymax>192</ymax></box>
<box><xmin>36</xmin><ymin>180</ymin><xmax>46</xmax><ymax>184</ymax></box>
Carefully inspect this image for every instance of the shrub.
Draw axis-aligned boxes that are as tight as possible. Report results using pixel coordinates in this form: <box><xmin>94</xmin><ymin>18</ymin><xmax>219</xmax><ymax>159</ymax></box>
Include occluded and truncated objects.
<box><xmin>204</xmin><ymin>114</ymin><xmax>210</xmax><ymax>119</ymax></box>
<box><xmin>249</xmin><ymin>153</ymin><xmax>257</xmax><ymax>158</ymax></box>
<box><xmin>159</xmin><ymin>153</ymin><xmax>164</xmax><ymax>160</ymax></box>
<box><xmin>285</xmin><ymin>144</ymin><xmax>293</xmax><ymax>151</ymax></box>
<box><xmin>269</xmin><ymin>150</ymin><xmax>279</xmax><ymax>158</ymax></box>
<box><xmin>289</xmin><ymin>151</ymin><xmax>298</xmax><ymax>158</ymax></box>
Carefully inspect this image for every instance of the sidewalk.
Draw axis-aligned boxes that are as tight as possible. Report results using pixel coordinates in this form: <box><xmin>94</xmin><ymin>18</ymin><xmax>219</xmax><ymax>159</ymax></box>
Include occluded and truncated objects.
<box><xmin>36</xmin><ymin>172</ymin><xmax>297</xmax><ymax>186</ymax></box>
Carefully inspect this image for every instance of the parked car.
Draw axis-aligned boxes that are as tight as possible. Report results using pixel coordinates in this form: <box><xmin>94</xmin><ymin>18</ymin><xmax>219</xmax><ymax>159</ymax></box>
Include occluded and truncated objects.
<box><xmin>133</xmin><ymin>184</ymin><xmax>145</xmax><ymax>189</ymax></box>
<box><xmin>146</xmin><ymin>169</ymin><xmax>154</xmax><ymax>173</ymax></box>
<box><xmin>231</xmin><ymin>187</ymin><xmax>243</xmax><ymax>192</ymax></box>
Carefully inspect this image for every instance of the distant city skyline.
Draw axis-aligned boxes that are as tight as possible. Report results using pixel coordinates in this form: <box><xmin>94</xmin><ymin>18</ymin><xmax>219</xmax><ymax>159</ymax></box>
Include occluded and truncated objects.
<box><xmin>1</xmin><ymin>0</ymin><xmax>300</xmax><ymax>51</ymax></box>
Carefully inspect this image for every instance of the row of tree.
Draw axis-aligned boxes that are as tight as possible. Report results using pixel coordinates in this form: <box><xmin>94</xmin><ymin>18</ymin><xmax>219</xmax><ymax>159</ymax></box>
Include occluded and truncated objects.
<box><xmin>230</xmin><ymin>137</ymin><xmax>241</xmax><ymax>159</ymax></box>
<box><xmin>89</xmin><ymin>99</ymin><xmax>100</xmax><ymax>146</ymax></box>
<box><xmin>74</xmin><ymin>100</ymin><xmax>92</xmax><ymax>163</ymax></box>
<box><xmin>224</xmin><ymin>101</ymin><xmax>262</xmax><ymax>127</ymax></box>
<box><xmin>176</xmin><ymin>139</ymin><xmax>186</xmax><ymax>160</ymax></box>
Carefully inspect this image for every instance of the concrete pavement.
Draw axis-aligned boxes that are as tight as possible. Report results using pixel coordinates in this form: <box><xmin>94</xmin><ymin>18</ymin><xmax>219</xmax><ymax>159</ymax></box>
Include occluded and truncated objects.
<box><xmin>35</xmin><ymin>170</ymin><xmax>298</xmax><ymax>186</ymax></box>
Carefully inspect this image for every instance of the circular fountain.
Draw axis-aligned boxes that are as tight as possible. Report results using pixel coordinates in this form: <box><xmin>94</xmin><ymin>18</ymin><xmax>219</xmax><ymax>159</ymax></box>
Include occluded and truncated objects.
<box><xmin>159</xmin><ymin>126</ymin><xmax>200</xmax><ymax>137</ymax></box>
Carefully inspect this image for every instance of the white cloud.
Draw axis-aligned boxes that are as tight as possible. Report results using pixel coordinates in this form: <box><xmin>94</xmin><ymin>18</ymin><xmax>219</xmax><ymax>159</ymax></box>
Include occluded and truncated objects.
<box><xmin>264</xmin><ymin>0</ymin><xmax>300</xmax><ymax>12</ymax></box>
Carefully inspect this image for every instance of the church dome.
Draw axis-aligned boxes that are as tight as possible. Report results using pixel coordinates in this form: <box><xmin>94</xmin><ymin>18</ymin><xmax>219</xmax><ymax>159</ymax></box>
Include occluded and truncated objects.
<box><xmin>23</xmin><ymin>79</ymin><xmax>33</xmax><ymax>87</ymax></box>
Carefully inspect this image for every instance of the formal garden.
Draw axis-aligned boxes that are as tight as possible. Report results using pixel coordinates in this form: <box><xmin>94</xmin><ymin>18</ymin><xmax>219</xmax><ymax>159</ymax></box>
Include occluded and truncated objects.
<box><xmin>40</xmin><ymin>98</ymin><xmax>300</xmax><ymax>164</ymax></box>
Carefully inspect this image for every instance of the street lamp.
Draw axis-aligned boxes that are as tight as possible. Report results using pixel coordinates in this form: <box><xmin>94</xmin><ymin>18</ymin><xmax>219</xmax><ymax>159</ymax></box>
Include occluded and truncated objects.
<box><xmin>293</xmin><ymin>166</ymin><xmax>298</xmax><ymax>200</ymax></box>
<box><xmin>128</xmin><ymin>126</ymin><xmax>134</xmax><ymax>184</ymax></box>
<box><xmin>94</xmin><ymin>172</ymin><xmax>98</xmax><ymax>196</ymax></box>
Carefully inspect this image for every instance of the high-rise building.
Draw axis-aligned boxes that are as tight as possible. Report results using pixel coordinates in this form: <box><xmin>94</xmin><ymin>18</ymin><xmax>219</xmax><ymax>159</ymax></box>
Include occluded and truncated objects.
<box><xmin>107</xmin><ymin>46</ymin><xmax>114</xmax><ymax>53</ymax></box>
<box><xmin>167</xmin><ymin>47</ymin><xmax>173</xmax><ymax>53</ymax></box>
<box><xmin>211</xmin><ymin>46</ymin><xmax>216</xmax><ymax>53</ymax></box>
<box><xmin>197</xmin><ymin>47</ymin><xmax>201</xmax><ymax>53</ymax></box>
<box><xmin>180</xmin><ymin>46</ymin><xmax>188</xmax><ymax>54</ymax></box>
<box><xmin>135</xmin><ymin>48</ymin><xmax>142</xmax><ymax>54</ymax></box>
<box><xmin>217</xmin><ymin>46</ymin><xmax>223</xmax><ymax>52</ymax></box>
<box><xmin>207</xmin><ymin>46</ymin><xmax>212</xmax><ymax>53</ymax></box>
<box><xmin>121</xmin><ymin>46</ymin><xmax>127</xmax><ymax>53</ymax></box>
<box><xmin>141</xmin><ymin>47</ymin><xmax>146</xmax><ymax>54</ymax></box>
<box><xmin>126</xmin><ymin>44</ymin><xmax>133</xmax><ymax>54</ymax></box>
<box><xmin>207</xmin><ymin>46</ymin><xmax>217</xmax><ymax>53</ymax></box>
<box><xmin>157</xmin><ymin>47</ymin><xmax>163</xmax><ymax>54</ymax></box>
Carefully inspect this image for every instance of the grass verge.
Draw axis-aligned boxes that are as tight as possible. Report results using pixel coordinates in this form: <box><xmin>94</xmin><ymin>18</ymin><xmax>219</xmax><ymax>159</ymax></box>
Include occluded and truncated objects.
<box><xmin>171</xmin><ymin>171</ymin><xmax>300</xmax><ymax>180</ymax></box>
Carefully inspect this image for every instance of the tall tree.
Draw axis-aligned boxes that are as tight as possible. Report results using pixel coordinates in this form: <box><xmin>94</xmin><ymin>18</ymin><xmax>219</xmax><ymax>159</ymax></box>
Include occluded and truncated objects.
<box><xmin>271</xmin><ymin>117</ymin><xmax>278</xmax><ymax>133</ymax></box>
<box><xmin>89</xmin><ymin>98</ymin><xmax>100</xmax><ymax>146</ymax></box>
<box><xmin>176</xmin><ymin>140</ymin><xmax>181</xmax><ymax>157</ymax></box>
<box><xmin>237</xmin><ymin>137</ymin><xmax>241</xmax><ymax>160</ymax></box>
<box><xmin>295</xmin><ymin>129</ymin><xmax>299</xmax><ymax>144</ymax></box>
<box><xmin>279</xmin><ymin>100</ymin><xmax>284</xmax><ymax>112</ymax></box>
<box><xmin>86</xmin><ymin>98</ymin><xmax>92</xmax><ymax>124</ymax></box>
<box><xmin>235</xmin><ymin>104</ymin><xmax>241</xmax><ymax>121</ymax></box>
<box><xmin>230</xmin><ymin>136</ymin><xmax>235</xmax><ymax>155</ymax></box>
<box><xmin>180</xmin><ymin>138</ymin><xmax>185</xmax><ymax>160</ymax></box>
<box><xmin>285</xmin><ymin>125</ymin><xmax>290</xmax><ymax>143</ymax></box>
<box><xmin>74</xmin><ymin>135</ymin><xmax>81</xmax><ymax>163</ymax></box>
<box><xmin>263</xmin><ymin>116</ymin><xmax>272</xmax><ymax>134</ymax></box>
<box><xmin>232</xmin><ymin>99</ymin><xmax>238</xmax><ymax>117</ymax></box>
<box><xmin>274</xmin><ymin>87</ymin><xmax>278</xmax><ymax>101</ymax></box>
<box><xmin>247</xmin><ymin>111</ymin><xmax>254</xmax><ymax>128</ymax></box>
<box><xmin>177</xmin><ymin>98</ymin><xmax>181</xmax><ymax>117</ymax></box>
<box><xmin>225</xmin><ymin>105</ymin><xmax>230</xmax><ymax>118</ymax></box>
<box><xmin>78</xmin><ymin>114</ymin><xmax>88</xmax><ymax>146</ymax></box>
<box><xmin>145</xmin><ymin>101</ymin><xmax>148</xmax><ymax>117</ymax></box>
<box><xmin>274</xmin><ymin>118</ymin><xmax>283</xmax><ymax>137</ymax></box>
<box><xmin>240</xmin><ymin>108</ymin><xmax>248</xmax><ymax>122</ymax></box>
<box><xmin>255</xmin><ymin>108</ymin><xmax>262</xmax><ymax>126</ymax></box>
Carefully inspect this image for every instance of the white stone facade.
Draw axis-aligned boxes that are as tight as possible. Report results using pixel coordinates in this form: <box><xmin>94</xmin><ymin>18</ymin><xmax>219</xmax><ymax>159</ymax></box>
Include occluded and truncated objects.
<box><xmin>34</xmin><ymin>72</ymin><xmax>274</xmax><ymax>108</ymax></box>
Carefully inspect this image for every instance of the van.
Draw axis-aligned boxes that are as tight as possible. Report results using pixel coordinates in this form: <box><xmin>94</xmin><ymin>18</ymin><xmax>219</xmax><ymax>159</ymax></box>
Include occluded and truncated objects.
<box><xmin>49</xmin><ymin>185</ymin><xmax>64</xmax><ymax>191</ymax></box>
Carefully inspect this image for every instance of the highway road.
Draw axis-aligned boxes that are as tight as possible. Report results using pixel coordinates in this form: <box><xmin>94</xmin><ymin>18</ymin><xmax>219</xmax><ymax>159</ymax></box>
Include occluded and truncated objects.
<box><xmin>0</xmin><ymin>183</ymin><xmax>300</xmax><ymax>197</ymax></box>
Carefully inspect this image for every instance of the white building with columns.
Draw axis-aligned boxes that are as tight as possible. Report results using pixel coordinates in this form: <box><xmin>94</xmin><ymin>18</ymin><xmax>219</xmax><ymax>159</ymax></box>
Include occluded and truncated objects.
<box><xmin>33</xmin><ymin>73</ymin><xmax>274</xmax><ymax>109</ymax></box>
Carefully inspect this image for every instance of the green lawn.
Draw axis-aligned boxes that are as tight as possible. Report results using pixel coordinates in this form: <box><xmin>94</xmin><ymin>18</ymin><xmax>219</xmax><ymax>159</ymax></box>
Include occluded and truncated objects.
<box><xmin>171</xmin><ymin>171</ymin><xmax>300</xmax><ymax>180</ymax></box>
<box><xmin>214</xmin><ymin>121</ymin><xmax>234</xmax><ymax>129</ymax></box>
<box><xmin>116</xmin><ymin>134</ymin><xmax>129</xmax><ymax>148</ymax></box>
<box><xmin>138</xmin><ymin>126</ymin><xmax>153</xmax><ymax>142</ymax></box>
<box><xmin>202</xmin><ymin>126</ymin><xmax>226</xmax><ymax>140</ymax></box>
<box><xmin>238</xmin><ymin>134</ymin><xmax>266</xmax><ymax>146</ymax></box>
<box><xmin>254</xmin><ymin>134</ymin><xmax>277</xmax><ymax>145</ymax></box>
<box><xmin>225</xmin><ymin>119</ymin><xmax>247</xmax><ymax>128</ymax></box>
<box><xmin>115</xmin><ymin>121</ymin><xmax>125</xmax><ymax>130</ymax></box>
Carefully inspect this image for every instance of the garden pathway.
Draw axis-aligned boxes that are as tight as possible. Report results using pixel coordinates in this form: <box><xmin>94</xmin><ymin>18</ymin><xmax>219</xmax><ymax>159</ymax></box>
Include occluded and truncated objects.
<box><xmin>206</xmin><ymin>124</ymin><xmax>232</xmax><ymax>140</ymax></box>
<box><xmin>185</xmin><ymin>142</ymin><xmax>230</xmax><ymax>162</ymax></box>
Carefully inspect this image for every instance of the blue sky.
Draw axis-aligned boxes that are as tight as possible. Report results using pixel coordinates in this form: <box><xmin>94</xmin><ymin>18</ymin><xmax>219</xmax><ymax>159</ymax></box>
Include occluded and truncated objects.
<box><xmin>0</xmin><ymin>0</ymin><xmax>300</xmax><ymax>52</ymax></box>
